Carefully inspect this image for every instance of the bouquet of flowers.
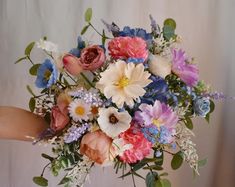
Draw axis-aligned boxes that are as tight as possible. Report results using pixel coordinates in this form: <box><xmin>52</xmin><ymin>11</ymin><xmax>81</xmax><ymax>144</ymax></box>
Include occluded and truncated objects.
<box><xmin>16</xmin><ymin>8</ymin><xmax>219</xmax><ymax>187</ymax></box>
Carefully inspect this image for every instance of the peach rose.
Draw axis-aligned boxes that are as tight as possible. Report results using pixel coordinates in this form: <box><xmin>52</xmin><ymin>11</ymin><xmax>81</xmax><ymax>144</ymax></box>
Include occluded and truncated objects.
<box><xmin>80</xmin><ymin>130</ymin><xmax>115</xmax><ymax>164</ymax></box>
<box><xmin>62</xmin><ymin>54</ymin><xmax>83</xmax><ymax>75</ymax></box>
<box><xmin>50</xmin><ymin>106</ymin><xmax>69</xmax><ymax>132</ymax></box>
<box><xmin>79</xmin><ymin>45</ymin><xmax>105</xmax><ymax>71</ymax></box>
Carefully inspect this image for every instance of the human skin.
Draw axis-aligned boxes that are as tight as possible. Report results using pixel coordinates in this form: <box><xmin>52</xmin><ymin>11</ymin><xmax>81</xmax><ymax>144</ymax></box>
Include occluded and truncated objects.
<box><xmin>0</xmin><ymin>106</ymin><xmax>48</xmax><ymax>141</ymax></box>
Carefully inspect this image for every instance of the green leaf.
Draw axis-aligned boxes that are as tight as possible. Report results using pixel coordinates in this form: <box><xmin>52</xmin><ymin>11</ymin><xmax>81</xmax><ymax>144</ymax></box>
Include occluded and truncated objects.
<box><xmin>14</xmin><ymin>56</ymin><xmax>27</xmax><ymax>64</ymax></box>
<box><xmin>159</xmin><ymin>172</ymin><xmax>168</xmax><ymax>177</ymax></box>
<box><xmin>26</xmin><ymin>85</ymin><xmax>36</xmax><ymax>96</ymax></box>
<box><xmin>29</xmin><ymin>64</ymin><xmax>41</xmax><ymax>76</ymax></box>
<box><xmin>205</xmin><ymin>113</ymin><xmax>210</xmax><ymax>123</ymax></box>
<box><xmin>163</xmin><ymin>25</ymin><xmax>176</xmax><ymax>41</ymax></box>
<box><xmin>29</xmin><ymin>97</ymin><xmax>36</xmax><ymax>112</ymax></box>
<box><xmin>41</xmin><ymin>153</ymin><xmax>54</xmax><ymax>162</ymax></box>
<box><xmin>185</xmin><ymin>117</ymin><xmax>193</xmax><ymax>130</ymax></box>
<box><xmin>85</xmin><ymin>8</ymin><xmax>92</xmax><ymax>22</ymax></box>
<box><xmin>132</xmin><ymin>160</ymin><xmax>147</xmax><ymax>171</ymax></box>
<box><xmin>102</xmin><ymin>29</ymin><xmax>106</xmax><ymax>46</ymax></box>
<box><xmin>198</xmin><ymin>158</ymin><xmax>207</xmax><ymax>167</ymax></box>
<box><xmin>161</xmin><ymin>179</ymin><xmax>171</xmax><ymax>187</ymax></box>
<box><xmin>171</xmin><ymin>152</ymin><xmax>183</xmax><ymax>170</ymax></box>
<box><xmin>25</xmin><ymin>42</ymin><xmax>35</xmax><ymax>56</ymax></box>
<box><xmin>156</xmin><ymin>180</ymin><xmax>163</xmax><ymax>187</ymax></box>
<box><xmin>209</xmin><ymin>100</ymin><xmax>215</xmax><ymax>113</ymax></box>
<box><xmin>164</xmin><ymin>18</ymin><xmax>176</xmax><ymax>29</ymax></box>
<box><xmin>118</xmin><ymin>171</ymin><xmax>132</xmax><ymax>178</ymax></box>
<box><xmin>58</xmin><ymin>177</ymin><xmax>71</xmax><ymax>185</ymax></box>
<box><xmin>143</xmin><ymin>165</ymin><xmax>163</xmax><ymax>170</ymax></box>
<box><xmin>33</xmin><ymin>176</ymin><xmax>48</xmax><ymax>186</ymax></box>
<box><xmin>81</xmin><ymin>25</ymin><xmax>90</xmax><ymax>35</ymax></box>
<box><xmin>154</xmin><ymin>151</ymin><xmax>164</xmax><ymax>166</ymax></box>
<box><xmin>145</xmin><ymin>172</ymin><xmax>158</xmax><ymax>187</ymax></box>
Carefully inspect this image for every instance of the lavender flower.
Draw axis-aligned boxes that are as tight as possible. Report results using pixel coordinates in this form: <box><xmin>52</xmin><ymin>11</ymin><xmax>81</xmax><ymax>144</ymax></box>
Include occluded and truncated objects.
<box><xmin>64</xmin><ymin>123</ymin><xmax>90</xmax><ymax>143</ymax></box>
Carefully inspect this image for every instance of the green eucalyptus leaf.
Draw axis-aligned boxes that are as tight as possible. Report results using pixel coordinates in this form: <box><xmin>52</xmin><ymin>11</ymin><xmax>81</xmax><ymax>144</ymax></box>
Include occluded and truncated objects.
<box><xmin>41</xmin><ymin>153</ymin><xmax>54</xmax><ymax>162</ymax></box>
<box><xmin>156</xmin><ymin>179</ymin><xmax>163</xmax><ymax>187</ymax></box>
<box><xmin>205</xmin><ymin>113</ymin><xmax>210</xmax><ymax>123</ymax></box>
<box><xmin>159</xmin><ymin>172</ymin><xmax>168</xmax><ymax>177</ymax></box>
<box><xmin>25</xmin><ymin>42</ymin><xmax>35</xmax><ymax>56</ymax></box>
<box><xmin>163</xmin><ymin>25</ymin><xmax>176</xmax><ymax>41</ymax></box>
<box><xmin>209</xmin><ymin>100</ymin><xmax>215</xmax><ymax>113</ymax></box>
<box><xmin>29</xmin><ymin>97</ymin><xmax>35</xmax><ymax>112</ymax></box>
<box><xmin>33</xmin><ymin>176</ymin><xmax>48</xmax><ymax>187</ymax></box>
<box><xmin>145</xmin><ymin>171</ymin><xmax>158</xmax><ymax>187</ymax></box>
<box><xmin>143</xmin><ymin>165</ymin><xmax>163</xmax><ymax>170</ymax></box>
<box><xmin>198</xmin><ymin>158</ymin><xmax>207</xmax><ymax>167</ymax></box>
<box><xmin>29</xmin><ymin>64</ymin><xmax>41</xmax><ymax>76</ymax></box>
<box><xmin>58</xmin><ymin>177</ymin><xmax>71</xmax><ymax>185</ymax></box>
<box><xmin>161</xmin><ymin>179</ymin><xmax>171</xmax><ymax>187</ymax></box>
<box><xmin>164</xmin><ymin>18</ymin><xmax>176</xmax><ymax>29</ymax></box>
<box><xmin>26</xmin><ymin>85</ymin><xmax>36</xmax><ymax>96</ymax></box>
<box><xmin>185</xmin><ymin>117</ymin><xmax>193</xmax><ymax>130</ymax></box>
<box><xmin>132</xmin><ymin>160</ymin><xmax>147</xmax><ymax>171</ymax></box>
<box><xmin>81</xmin><ymin>25</ymin><xmax>90</xmax><ymax>35</ymax></box>
<box><xmin>171</xmin><ymin>152</ymin><xmax>183</xmax><ymax>170</ymax></box>
<box><xmin>85</xmin><ymin>8</ymin><xmax>92</xmax><ymax>22</ymax></box>
<box><xmin>15</xmin><ymin>56</ymin><xmax>27</xmax><ymax>64</ymax></box>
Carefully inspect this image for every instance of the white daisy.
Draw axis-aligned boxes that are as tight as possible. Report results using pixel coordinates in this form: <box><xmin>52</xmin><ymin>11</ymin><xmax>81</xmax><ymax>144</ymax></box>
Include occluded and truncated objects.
<box><xmin>97</xmin><ymin>107</ymin><xmax>131</xmax><ymax>138</ymax></box>
<box><xmin>68</xmin><ymin>99</ymin><xmax>91</xmax><ymax>122</ymax></box>
<box><xmin>96</xmin><ymin>60</ymin><xmax>152</xmax><ymax>108</ymax></box>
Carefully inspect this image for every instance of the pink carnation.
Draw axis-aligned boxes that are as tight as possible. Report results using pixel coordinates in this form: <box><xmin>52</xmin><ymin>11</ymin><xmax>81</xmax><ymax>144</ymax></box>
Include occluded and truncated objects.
<box><xmin>119</xmin><ymin>126</ymin><xmax>152</xmax><ymax>163</ymax></box>
<box><xmin>108</xmin><ymin>36</ymin><xmax>148</xmax><ymax>61</ymax></box>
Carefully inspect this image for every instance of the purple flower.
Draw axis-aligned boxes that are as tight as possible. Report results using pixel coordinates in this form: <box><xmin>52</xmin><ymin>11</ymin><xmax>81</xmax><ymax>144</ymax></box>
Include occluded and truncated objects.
<box><xmin>64</xmin><ymin>123</ymin><xmax>90</xmax><ymax>143</ymax></box>
<box><xmin>135</xmin><ymin>100</ymin><xmax>178</xmax><ymax>130</ymax></box>
<box><xmin>172</xmin><ymin>49</ymin><xmax>199</xmax><ymax>87</ymax></box>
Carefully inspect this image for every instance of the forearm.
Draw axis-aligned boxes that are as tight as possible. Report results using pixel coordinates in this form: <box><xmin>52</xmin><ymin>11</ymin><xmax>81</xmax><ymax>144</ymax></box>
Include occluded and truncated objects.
<box><xmin>0</xmin><ymin>106</ymin><xmax>48</xmax><ymax>141</ymax></box>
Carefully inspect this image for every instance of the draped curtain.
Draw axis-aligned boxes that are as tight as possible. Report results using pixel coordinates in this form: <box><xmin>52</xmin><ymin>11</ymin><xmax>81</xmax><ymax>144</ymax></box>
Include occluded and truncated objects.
<box><xmin>0</xmin><ymin>0</ymin><xmax>234</xmax><ymax>186</ymax></box>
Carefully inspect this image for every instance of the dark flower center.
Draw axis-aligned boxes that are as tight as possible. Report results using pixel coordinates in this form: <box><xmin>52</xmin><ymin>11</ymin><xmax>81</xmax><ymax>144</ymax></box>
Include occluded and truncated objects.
<box><xmin>84</xmin><ymin>49</ymin><xmax>98</xmax><ymax>64</ymax></box>
<box><xmin>109</xmin><ymin>114</ymin><xmax>119</xmax><ymax>124</ymax></box>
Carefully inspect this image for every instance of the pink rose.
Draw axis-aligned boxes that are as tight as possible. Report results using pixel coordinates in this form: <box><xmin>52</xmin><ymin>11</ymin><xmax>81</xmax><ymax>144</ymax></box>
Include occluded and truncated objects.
<box><xmin>50</xmin><ymin>106</ymin><xmax>69</xmax><ymax>132</ymax></box>
<box><xmin>80</xmin><ymin>130</ymin><xmax>115</xmax><ymax>164</ymax></box>
<box><xmin>62</xmin><ymin>54</ymin><xmax>83</xmax><ymax>75</ymax></box>
<box><xmin>108</xmin><ymin>36</ymin><xmax>148</xmax><ymax>61</ymax></box>
<box><xmin>79</xmin><ymin>45</ymin><xmax>105</xmax><ymax>71</ymax></box>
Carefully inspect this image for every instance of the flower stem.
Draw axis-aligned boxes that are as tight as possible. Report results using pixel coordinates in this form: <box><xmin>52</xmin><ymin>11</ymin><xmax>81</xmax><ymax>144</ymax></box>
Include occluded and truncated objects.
<box><xmin>40</xmin><ymin>162</ymin><xmax>51</xmax><ymax>177</ymax></box>
<box><xmin>89</xmin><ymin>23</ymin><xmax>112</xmax><ymax>39</ymax></box>
<box><xmin>80</xmin><ymin>72</ymin><xmax>95</xmax><ymax>88</ymax></box>
<box><xmin>131</xmin><ymin>171</ymin><xmax>137</xmax><ymax>187</ymax></box>
<box><xmin>27</xmin><ymin>56</ymin><xmax>34</xmax><ymax>65</ymax></box>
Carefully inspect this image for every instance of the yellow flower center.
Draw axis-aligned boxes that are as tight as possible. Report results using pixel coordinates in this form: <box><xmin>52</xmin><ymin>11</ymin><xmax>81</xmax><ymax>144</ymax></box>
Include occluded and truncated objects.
<box><xmin>75</xmin><ymin>106</ymin><xmax>85</xmax><ymax>116</ymax></box>
<box><xmin>44</xmin><ymin>69</ymin><xmax>52</xmax><ymax>81</ymax></box>
<box><xmin>153</xmin><ymin>119</ymin><xmax>162</xmax><ymax>128</ymax></box>
<box><xmin>118</xmin><ymin>76</ymin><xmax>130</xmax><ymax>88</ymax></box>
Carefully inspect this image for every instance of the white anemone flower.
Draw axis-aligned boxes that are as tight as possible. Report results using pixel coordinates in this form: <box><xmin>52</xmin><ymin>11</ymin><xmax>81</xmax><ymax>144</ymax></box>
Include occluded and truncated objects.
<box><xmin>96</xmin><ymin>60</ymin><xmax>152</xmax><ymax>108</ymax></box>
<box><xmin>97</xmin><ymin>107</ymin><xmax>131</xmax><ymax>138</ymax></box>
<box><xmin>36</xmin><ymin>39</ymin><xmax>58</xmax><ymax>53</ymax></box>
<box><xmin>69</xmin><ymin>99</ymin><xmax>91</xmax><ymax>122</ymax></box>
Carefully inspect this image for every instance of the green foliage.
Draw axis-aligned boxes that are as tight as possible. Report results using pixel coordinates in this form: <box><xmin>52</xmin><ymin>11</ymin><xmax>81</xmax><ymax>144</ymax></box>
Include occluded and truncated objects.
<box><xmin>171</xmin><ymin>152</ymin><xmax>183</xmax><ymax>170</ymax></box>
<box><xmin>184</xmin><ymin>116</ymin><xmax>193</xmax><ymax>130</ymax></box>
<box><xmin>205</xmin><ymin>100</ymin><xmax>215</xmax><ymax>123</ymax></box>
<box><xmin>58</xmin><ymin>177</ymin><xmax>71</xmax><ymax>185</ymax></box>
<box><xmin>160</xmin><ymin>179</ymin><xmax>171</xmax><ymax>187</ymax></box>
<box><xmin>41</xmin><ymin>153</ymin><xmax>54</xmax><ymax>162</ymax></box>
<box><xmin>25</xmin><ymin>42</ymin><xmax>35</xmax><ymax>56</ymax></box>
<box><xmin>81</xmin><ymin>25</ymin><xmax>90</xmax><ymax>35</ymax></box>
<box><xmin>33</xmin><ymin>176</ymin><xmax>48</xmax><ymax>187</ymax></box>
<box><xmin>102</xmin><ymin>29</ymin><xmax>106</xmax><ymax>46</ymax></box>
<box><xmin>146</xmin><ymin>171</ymin><xmax>158</xmax><ymax>187</ymax></box>
<box><xmin>29</xmin><ymin>64</ymin><xmax>41</xmax><ymax>76</ymax></box>
<box><xmin>164</xmin><ymin>18</ymin><xmax>176</xmax><ymax>29</ymax></box>
<box><xmin>26</xmin><ymin>85</ymin><xmax>36</xmax><ymax>96</ymax></box>
<box><xmin>163</xmin><ymin>18</ymin><xmax>176</xmax><ymax>41</ymax></box>
<box><xmin>85</xmin><ymin>8</ymin><xmax>92</xmax><ymax>22</ymax></box>
<box><xmin>198</xmin><ymin>158</ymin><xmax>207</xmax><ymax>167</ymax></box>
<box><xmin>14</xmin><ymin>56</ymin><xmax>27</xmax><ymax>64</ymax></box>
<box><xmin>29</xmin><ymin>97</ymin><xmax>35</xmax><ymax>112</ymax></box>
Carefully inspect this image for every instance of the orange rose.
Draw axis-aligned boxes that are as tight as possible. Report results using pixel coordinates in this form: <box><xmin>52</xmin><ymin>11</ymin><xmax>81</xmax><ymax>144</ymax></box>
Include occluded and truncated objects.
<box><xmin>80</xmin><ymin>130</ymin><xmax>115</xmax><ymax>164</ymax></box>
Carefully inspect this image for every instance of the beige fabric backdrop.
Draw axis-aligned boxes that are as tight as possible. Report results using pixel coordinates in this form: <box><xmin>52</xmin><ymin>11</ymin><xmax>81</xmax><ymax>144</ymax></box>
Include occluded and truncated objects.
<box><xmin>0</xmin><ymin>0</ymin><xmax>234</xmax><ymax>186</ymax></box>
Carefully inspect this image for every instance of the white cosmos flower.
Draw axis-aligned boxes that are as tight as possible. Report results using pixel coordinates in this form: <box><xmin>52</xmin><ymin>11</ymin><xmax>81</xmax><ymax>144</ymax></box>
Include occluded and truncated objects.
<box><xmin>96</xmin><ymin>60</ymin><xmax>152</xmax><ymax>108</ymax></box>
<box><xmin>97</xmin><ymin>107</ymin><xmax>131</xmax><ymax>138</ymax></box>
<box><xmin>69</xmin><ymin>99</ymin><xmax>91</xmax><ymax>122</ymax></box>
<box><xmin>36</xmin><ymin>39</ymin><xmax>58</xmax><ymax>53</ymax></box>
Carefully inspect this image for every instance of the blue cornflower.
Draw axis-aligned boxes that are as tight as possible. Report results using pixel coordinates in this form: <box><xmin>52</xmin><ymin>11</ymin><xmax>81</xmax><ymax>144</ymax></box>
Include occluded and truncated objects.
<box><xmin>35</xmin><ymin>59</ymin><xmax>58</xmax><ymax>88</ymax></box>
<box><xmin>141</xmin><ymin>75</ymin><xmax>169</xmax><ymax>104</ymax></box>
<box><xmin>69</xmin><ymin>36</ymin><xmax>85</xmax><ymax>57</ymax></box>
<box><xmin>64</xmin><ymin>123</ymin><xmax>90</xmax><ymax>144</ymax></box>
<box><xmin>119</xmin><ymin>26</ymin><xmax>152</xmax><ymax>41</ymax></box>
<box><xmin>193</xmin><ymin>97</ymin><xmax>210</xmax><ymax>117</ymax></box>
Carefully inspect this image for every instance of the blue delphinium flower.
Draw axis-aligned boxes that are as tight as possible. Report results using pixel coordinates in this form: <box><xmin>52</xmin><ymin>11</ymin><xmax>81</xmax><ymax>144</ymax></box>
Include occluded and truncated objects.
<box><xmin>141</xmin><ymin>125</ymin><xmax>159</xmax><ymax>144</ymax></box>
<box><xmin>35</xmin><ymin>59</ymin><xmax>58</xmax><ymax>88</ymax></box>
<box><xmin>158</xmin><ymin>127</ymin><xmax>173</xmax><ymax>144</ymax></box>
<box><xmin>64</xmin><ymin>123</ymin><xmax>90</xmax><ymax>144</ymax></box>
<box><xmin>127</xmin><ymin>57</ymin><xmax>145</xmax><ymax>64</ymax></box>
<box><xmin>69</xmin><ymin>36</ymin><xmax>85</xmax><ymax>57</ymax></box>
<box><xmin>119</xmin><ymin>26</ymin><xmax>152</xmax><ymax>41</ymax></box>
<box><xmin>193</xmin><ymin>97</ymin><xmax>210</xmax><ymax>117</ymax></box>
<box><xmin>141</xmin><ymin>75</ymin><xmax>169</xmax><ymax>104</ymax></box>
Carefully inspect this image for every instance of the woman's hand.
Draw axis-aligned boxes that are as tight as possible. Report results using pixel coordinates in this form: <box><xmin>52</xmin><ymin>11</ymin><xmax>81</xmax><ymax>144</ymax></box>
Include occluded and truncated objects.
<box><xmin>0</xmin><ymin>106</ymin><xmax>48</xmax><ymax>141</ymax></box>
